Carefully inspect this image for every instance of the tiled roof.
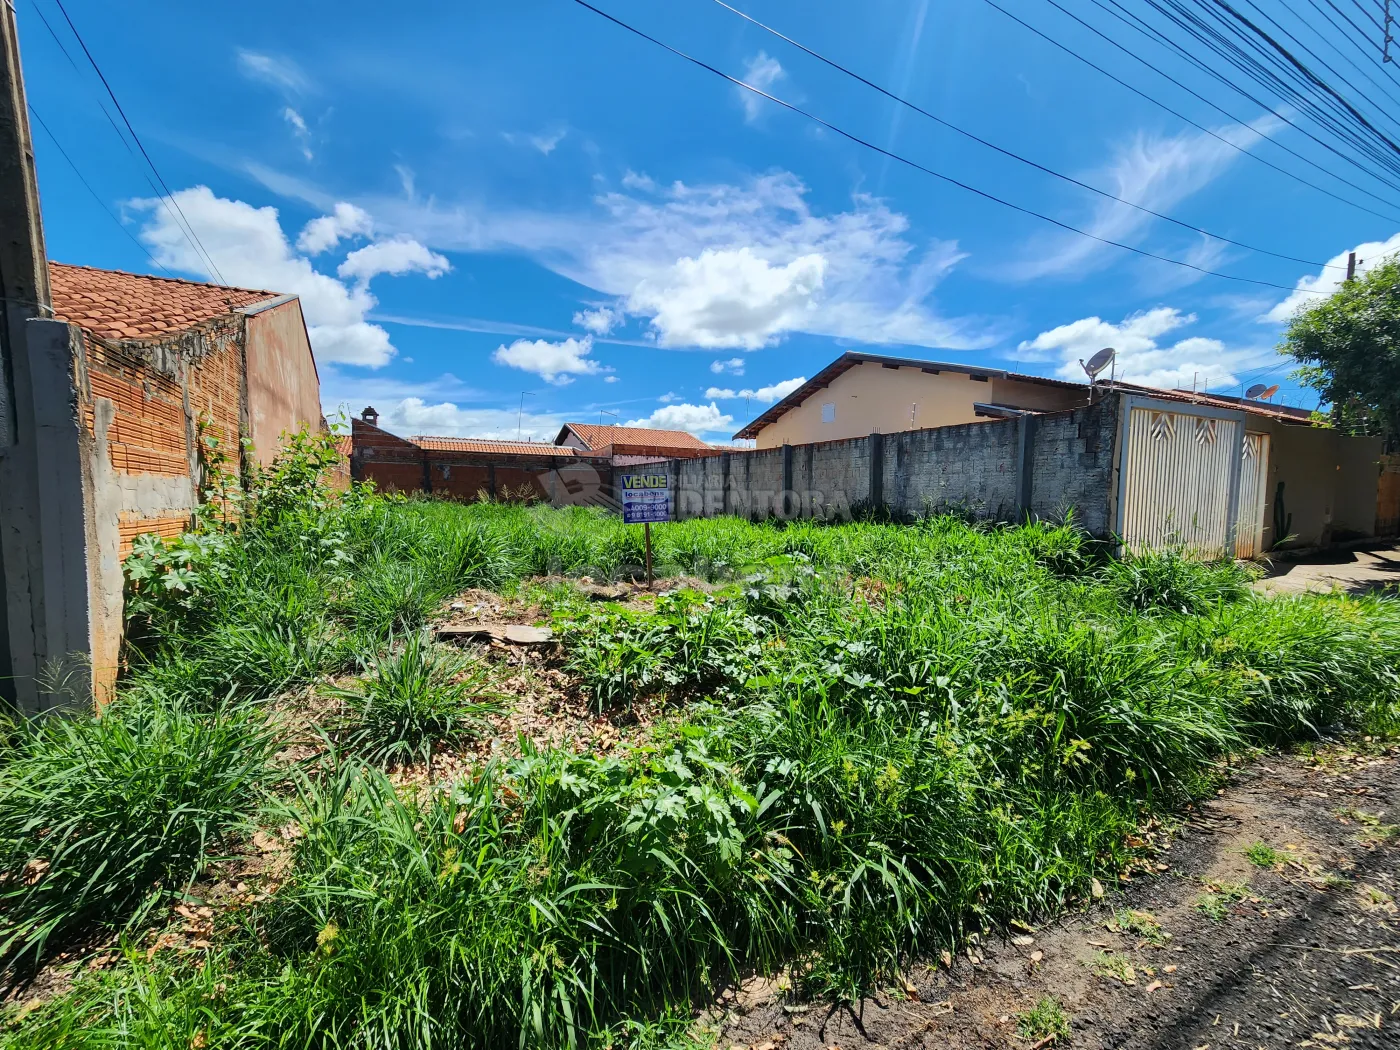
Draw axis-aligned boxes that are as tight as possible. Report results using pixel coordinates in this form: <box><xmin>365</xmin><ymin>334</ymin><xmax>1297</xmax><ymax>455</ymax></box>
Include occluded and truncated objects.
<box><xmin>333</xmin><ymin>434</ymin><xmax>353</xmax><ymax>457</ymax></box>
<box><xmin>562</xmin><ymin>422</ymin><xmax>712</xmax><ymax>452</ymax></box>
<box><xmin>414</xmin><ymin>436</ymin><xmax>580</xmax><ymax>457</ymax></box>
<box><xmin>49</xmin><ymin>262</ymin><xmax>277</xmax><ymax>342</ymax></box>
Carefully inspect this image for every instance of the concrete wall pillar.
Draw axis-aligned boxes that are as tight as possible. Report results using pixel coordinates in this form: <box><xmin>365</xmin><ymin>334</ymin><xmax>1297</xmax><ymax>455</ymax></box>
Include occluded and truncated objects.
<box><xmin>0</xmin><ymin>318</ymin><xmax>95</xmax><ymax>712</ymax></box>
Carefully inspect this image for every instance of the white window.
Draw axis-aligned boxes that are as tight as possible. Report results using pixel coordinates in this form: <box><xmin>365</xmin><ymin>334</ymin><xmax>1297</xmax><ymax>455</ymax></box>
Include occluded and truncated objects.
<box><xmin>821</xmin><ymin>402</ymin><xmax>836</xmax><ymax>423</ymax></box>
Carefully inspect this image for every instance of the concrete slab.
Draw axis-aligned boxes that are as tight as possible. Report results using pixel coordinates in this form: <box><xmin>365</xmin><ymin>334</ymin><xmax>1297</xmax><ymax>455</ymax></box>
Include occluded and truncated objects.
<box><xmin>1255</xmin><ymin>541</ymin><xmax>1400</xmax><ymax>596</ymax></box>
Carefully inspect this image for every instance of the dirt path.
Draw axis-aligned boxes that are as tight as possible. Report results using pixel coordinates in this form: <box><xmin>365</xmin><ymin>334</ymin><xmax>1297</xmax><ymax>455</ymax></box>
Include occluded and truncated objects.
<box><xmin>719</xmin><ymin>742</ymin><xmax>1400</xmax><ymax>1050</ymax></box>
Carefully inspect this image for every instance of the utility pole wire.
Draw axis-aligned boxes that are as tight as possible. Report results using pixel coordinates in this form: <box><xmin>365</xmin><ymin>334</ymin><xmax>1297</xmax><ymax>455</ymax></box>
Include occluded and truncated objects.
<box><xmin>48</xmin><ymin>0</ymin><xmax>228</xmax><ymax>285</ymax></box>
<box><xmin>709</xmin><ymin>0</ymin><xmax>1344</xmax><ymax>271</ymax></box>
<box><xmin>26</xmin><ymin>102</ymin><xmax>171</xmax><ymax>275</ymax></box>
<box><xmin>974</xmin><ymin>0</ymin><xmax>1400</xmax><ymax>223</ymax></box>
<box><xmin>574</xmin><ymin>0</ymin><xmax>1309</xmax><ymax>292</ymax></box>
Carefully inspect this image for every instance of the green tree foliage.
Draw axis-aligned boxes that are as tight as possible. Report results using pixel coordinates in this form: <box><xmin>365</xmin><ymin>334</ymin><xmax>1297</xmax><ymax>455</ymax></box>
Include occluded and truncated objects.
<box><xmin>1279</xmin><ymin>257</ymin><xmax>1400</xmax><ymax>440</ymax></box>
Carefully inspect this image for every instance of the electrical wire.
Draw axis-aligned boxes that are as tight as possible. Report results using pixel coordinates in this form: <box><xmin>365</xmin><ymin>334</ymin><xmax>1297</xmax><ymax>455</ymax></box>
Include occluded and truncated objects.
<box><xmin>26</xmin><ymin>102</ymin><xmax>172</xmax><ymax>275</ymax></box>
<box><xmin>48</xmin><ymin>0</ymin><xmax>228</xmax><ymax>285</ymax></box>
<box><xmin>573</xmin><ymin>0</ymin><xmax>1312</xmax><ymax>293</ymax></box>
<box><xmin>1024</xmin><ymin>0</ymin><xmax>1400</xmax><ymax>204</ymax></box>
<box><xmin>974</xmin><ymin>0</ymin><xmax>1400</xmax><ymax>222</ymax></box>
<box><xmin>709</xmin><ymin>0</ymin><xmax>1345</xmax><ymax>271</ymax></box>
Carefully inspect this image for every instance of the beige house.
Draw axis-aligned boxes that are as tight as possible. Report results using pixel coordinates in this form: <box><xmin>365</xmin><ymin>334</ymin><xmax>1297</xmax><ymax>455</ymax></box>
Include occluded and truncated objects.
<box><xmin>734</xmin><ymin>351</ymin><xmax>1089</xmax><ymax>448</ymax></box>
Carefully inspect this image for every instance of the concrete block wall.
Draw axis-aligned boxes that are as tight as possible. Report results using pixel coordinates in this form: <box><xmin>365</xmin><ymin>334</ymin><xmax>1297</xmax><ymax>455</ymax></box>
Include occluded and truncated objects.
<box><xmin>1029</xmin><ymin>399</ymin><xmax>1117</xmax><ymax>535</ymax></box>
<box><xmin>884</xmin><ymin>417</ymin><xmax>1020</xmax><ymax>520</ymax></box>
<box><xmin>671</xmin><ymin>397</ymin><xmax>1120</xmax><ymax>533</ymax></box>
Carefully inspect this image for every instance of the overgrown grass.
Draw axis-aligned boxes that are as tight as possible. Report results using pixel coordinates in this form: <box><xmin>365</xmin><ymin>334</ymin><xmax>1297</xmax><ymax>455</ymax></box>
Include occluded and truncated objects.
<box><xmin>2</xmin><ymin>431</ymin><xmax>1398</xmax><ymax>1048</ymax></box>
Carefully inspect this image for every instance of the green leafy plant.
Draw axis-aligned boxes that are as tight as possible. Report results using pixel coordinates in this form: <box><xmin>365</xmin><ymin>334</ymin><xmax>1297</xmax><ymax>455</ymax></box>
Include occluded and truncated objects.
<box><xmin>1017</xmin><ymin>995</ymin><xmax>1071</xmax><ymax>1041</ymax></box>
<box><xmin>0</xmin><ymin>694</ymin><xmax>273</xmax><ymax>973</ymax></box>
<box><xmin>1244</xmin><ymin>841</ymin><xmax>1293</xmax><ymax>868</ymax></box>
<box><xmin>330</xmin><ymin>634</ymin><xmax>501</xmax><ymax>766</ymax></box>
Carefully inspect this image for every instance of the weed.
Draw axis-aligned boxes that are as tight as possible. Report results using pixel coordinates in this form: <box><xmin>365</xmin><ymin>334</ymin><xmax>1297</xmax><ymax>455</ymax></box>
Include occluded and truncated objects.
<box><xmin>1087</xmin><ymin>951</ymin><xmax>1136</xmax><ymax>984</ymax></box>
<box><xmin>1196</xmin><ymin>880</ymin><xmax>1253</xmax><ymax>921</ymax></box>
<box><xmin>330</xmin><ymin>634</ymin><xmax>502</xmax><ymax>766</ymax></box>
<box><xmin>0</xmin><ymin>695</ymin><xmax>273</xmax><ymax>973</ymax></box>
<box><xmin>1113</xmin><ymin>908</ymin><xmax>1169</xmax><ymax>945</ymax></box>
<box><xmin>1244</xmin><ymin>841</ymin><xmax>1293</xmax><ymax>867</ymax></box>
<box><xmin>1017</xmin><ymin>995</ymin><xmax>1071</xmax><ymax>1041</ymax></box>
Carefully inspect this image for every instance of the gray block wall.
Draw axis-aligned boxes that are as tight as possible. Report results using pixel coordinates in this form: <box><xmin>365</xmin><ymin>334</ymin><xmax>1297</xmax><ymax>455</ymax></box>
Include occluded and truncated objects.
<box><xmin>672</xmin><ymin>395</ymin><xmax>1121</xmax><ymax>535</ymax></box>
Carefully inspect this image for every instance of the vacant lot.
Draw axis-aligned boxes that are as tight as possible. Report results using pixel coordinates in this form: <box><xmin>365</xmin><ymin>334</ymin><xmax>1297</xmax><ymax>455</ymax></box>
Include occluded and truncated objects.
<box><xmin>2</xmin><ymin>440</ymin><xmax>1397</xmax><ymax>1049</ymax></box>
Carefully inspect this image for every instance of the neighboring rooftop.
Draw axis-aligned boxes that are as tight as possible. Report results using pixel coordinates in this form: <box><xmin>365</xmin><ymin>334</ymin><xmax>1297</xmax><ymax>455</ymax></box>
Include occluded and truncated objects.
<box><xmin>558</xmin><ymin>422</ymin><xmax>714</xmax><ymax>455</ymax></box>
<box><xmin>732</xmin><ymin>351</ymin><xmax>1087</xmax><ymax>439</ymax></box>
<box><xmin>48</xmin><ymin>262</ymin><xmax>277</xmax><ymax>342</ymax></box>
<box><xmin>414</xmin><ymin>436</ymin><xmax>581</xmax><ymax>457</ymax></box>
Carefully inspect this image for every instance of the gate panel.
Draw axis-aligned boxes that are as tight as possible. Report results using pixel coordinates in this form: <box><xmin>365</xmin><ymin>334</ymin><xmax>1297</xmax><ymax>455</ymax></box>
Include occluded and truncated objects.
<box><xmin>1120</xmin><ymin>403</ymin><xmax>1242</xmax><ymax>555</ymax></box>
<box><xmin>1234</xmin><ymin>432</ymin><xmax>1270</xmax><ymax>558</ymax></box>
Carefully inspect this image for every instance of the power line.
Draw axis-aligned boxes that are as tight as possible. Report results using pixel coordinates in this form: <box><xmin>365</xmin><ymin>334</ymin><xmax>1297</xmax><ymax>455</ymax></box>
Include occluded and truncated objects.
<box><xmin>1022</xmin><ymin>0</ymin><xmax>1400</xmax><ymax>205</ymax></box>
<box><xmin>708</xmin><ymin>0</ymin><xmax>1344</xmax><ymax>271</ymax></box>
<box><xmin>975</xmin><ymin>0</ymin><xmax>1400</xmax><ymax>223</ymax></box>
<box><xmin>48</xmin><ymin>0</ymin><xmax>228</xmax><ymax>285</ymax></box>
<box><xmin>573</xmin><ymin>0</ymin><xmax>1311</xmax><ymax>292</ymax></box>
<box><xmin>26</xmin><ymin>102</ymin><xmax>172</xmax><ymax>275</ymax></box>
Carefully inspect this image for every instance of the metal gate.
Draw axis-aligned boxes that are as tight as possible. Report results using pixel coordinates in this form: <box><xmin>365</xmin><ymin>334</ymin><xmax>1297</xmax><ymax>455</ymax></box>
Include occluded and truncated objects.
<box><xmin>1117</xmin><ymin>395</ymin><xmax>1264</xmax><ymax>558</ymax></box>
<box><xmin>1234</xmin><ymin>431</ymin><xmax>1271</xmax><ymax>558</ymax></box>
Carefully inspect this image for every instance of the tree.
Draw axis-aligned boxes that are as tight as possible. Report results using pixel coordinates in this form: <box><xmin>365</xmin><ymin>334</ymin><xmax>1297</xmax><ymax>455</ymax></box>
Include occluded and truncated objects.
<box><xmin>1279</xmin><ymin>256</ymin><xmax>1400</xmax><ymax>444</ymax></box>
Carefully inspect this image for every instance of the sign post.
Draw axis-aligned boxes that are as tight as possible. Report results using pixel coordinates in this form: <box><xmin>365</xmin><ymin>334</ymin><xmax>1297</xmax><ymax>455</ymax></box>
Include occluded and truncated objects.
<box><xmin>617</xmin><ymin>471</ymin><xmax>671</xmax><ymax>588</ymax></box>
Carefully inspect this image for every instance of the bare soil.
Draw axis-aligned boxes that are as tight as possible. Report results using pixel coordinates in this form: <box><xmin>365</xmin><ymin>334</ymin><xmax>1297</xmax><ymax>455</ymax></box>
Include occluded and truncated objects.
<box><xmin>718</xmin><ymin>742</ymin><xmax>1400</xmax><ymax>1050</ymax></box>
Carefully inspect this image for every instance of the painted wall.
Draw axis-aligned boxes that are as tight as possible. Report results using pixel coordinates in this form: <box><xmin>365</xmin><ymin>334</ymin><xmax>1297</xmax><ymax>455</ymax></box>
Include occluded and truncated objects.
<box><xmin>753</xmin><ymin>361</ymin><xmax>1085</xmax><ymax>448</ymax></box>
<box><xmin>243</xmin><ymin>299</ymin><xmax>321</xmax><ymax>465</ymax></box>
<box><xmin>1264</xmin><ymin>422</ymin><xmax>1382</xmax><ymax>549</ymax></box>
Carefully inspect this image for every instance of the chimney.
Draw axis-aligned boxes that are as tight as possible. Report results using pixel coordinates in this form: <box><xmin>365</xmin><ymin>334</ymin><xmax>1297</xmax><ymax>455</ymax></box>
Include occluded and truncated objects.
<box><xmin>361</xmin><ymin>405</ymin><xmax>379</xmax><ymax>426</ymax></box>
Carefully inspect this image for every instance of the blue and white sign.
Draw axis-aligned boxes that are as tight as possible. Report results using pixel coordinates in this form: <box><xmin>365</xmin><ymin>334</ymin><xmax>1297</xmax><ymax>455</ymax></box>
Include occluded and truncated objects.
<box><xmin>618</xmin><ymin>471</ymin><xmax>671</xmax><ymax>524</ymax></box>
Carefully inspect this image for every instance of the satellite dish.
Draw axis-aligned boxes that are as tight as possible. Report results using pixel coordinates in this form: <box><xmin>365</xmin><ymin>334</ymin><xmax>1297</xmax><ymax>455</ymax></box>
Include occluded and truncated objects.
<box><xmin>1081</xmin><ymin>347</ymin><xmax>1116</xmax><ymax>380</ymax></box>
<box><xmin>1261</xmin><ymin>384</ymin><xmax>1279</xmax><ymax>400</ymax></box>
<box><xmin>1245</xmin><ymin>383</ymin><xmax>1269</xmax><ymax>399</ymax></box>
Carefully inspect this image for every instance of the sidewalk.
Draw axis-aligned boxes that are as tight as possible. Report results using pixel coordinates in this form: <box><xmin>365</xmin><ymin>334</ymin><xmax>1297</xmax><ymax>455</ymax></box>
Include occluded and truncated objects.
<box><xmin>1255</xmin><ymin>541</ymin><xmax>1400</xmax><ymax>596</ymax></box>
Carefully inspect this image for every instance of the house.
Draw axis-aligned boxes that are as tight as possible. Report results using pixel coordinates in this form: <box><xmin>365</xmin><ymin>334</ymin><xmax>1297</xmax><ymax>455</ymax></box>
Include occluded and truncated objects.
<box><xmin>351</xmin><ymin>409</ymin><xmax>606</xmax><ymax>502</ymax></box>
<box><xmin>555</xmin><ymin>422</ymin><xmax>718</xmax><ymax>463</ymax></box>
<box><xmin>733</xmin><ymin>351</ymin><xmax>1089</xmax><ymax>448</ymax></box>
<box><xmin>1</xmin><ymin>263</ymin><xmax>322</xmax><ymax>711</ymax></box>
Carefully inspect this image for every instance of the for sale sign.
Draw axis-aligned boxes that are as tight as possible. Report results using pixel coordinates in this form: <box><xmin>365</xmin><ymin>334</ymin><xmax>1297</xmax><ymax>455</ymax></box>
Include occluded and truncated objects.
<box><xmin>617</xmin><ymin>472</ymin><xmax>671</xmax><ymax>524</ymax></box>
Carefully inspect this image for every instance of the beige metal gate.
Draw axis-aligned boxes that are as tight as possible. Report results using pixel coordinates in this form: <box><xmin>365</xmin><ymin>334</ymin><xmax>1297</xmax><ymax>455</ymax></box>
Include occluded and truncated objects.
<box><xmin>1234</xmin><ymin>431</ymin><xmax>1271</xmax><ymax>558</ymax></box>
<box><xmin>1117</xmin><ymin>396</ymin><xmax>1249</xmax><ymax>557</ymax></box>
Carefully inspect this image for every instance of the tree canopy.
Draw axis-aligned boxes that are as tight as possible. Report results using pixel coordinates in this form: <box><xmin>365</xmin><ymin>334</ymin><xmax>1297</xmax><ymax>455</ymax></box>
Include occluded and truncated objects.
<box><xmin>1279</xmin><ymin>256</ymin><xmax>1400</xmax><ymax>442</ymax></box>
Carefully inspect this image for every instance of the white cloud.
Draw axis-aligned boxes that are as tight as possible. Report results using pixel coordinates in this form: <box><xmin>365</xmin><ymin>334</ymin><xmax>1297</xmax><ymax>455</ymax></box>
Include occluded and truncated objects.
<box><xmin>710</xmin><ymin>357</ymin><xmax>745</xmax><ymax>375</ymax></box>
<box><xmin>625</xmin><ymin>402</ymin><xmax>732</xmax><ymax>437</ymax></box>
<box><xmin>369</xmin><ymin>398</ymin><xmax>567</xmax><ymax>441</ymax></box>
<box><xmin>573</xmin><ymin>305</ymin><xmax>621</xmax><ymax>335</ymax></box>
<box><xmin>1018</xmin><ymin>307</ymin><xmax>1275</xmax><ymax>390</ymax></box>
<box><xmin>628</xmin><ymin>247</ymin><xmax>825</xmax><ymax>348</ymax></box>
<box><xmin>362</xmin><ymin>170</ymin><xmax>991</xmax><ymax>352</ymax></box>
<box><xmin>704</xmin><ymin>376</ymin><xmax>806</xmax><ymax>402</ymax></box>
<box><xmin>338</xmin><ymin>237</ymin><xmax>450</xmax><ymax>283</ymax></box>
<box><xmin>132</xmin><ymin>186</ymin><xmax>440</xmax><ymax>369</ymax></box>
<box><xmin>1263</xmin><ymin>231</ymin><xmax>1400</xmax><ymax>323</ymax></box>
<box><xmin>492</xmin><ymin>336</ymin><xmax>605</xmax><ymax>385</ymax></box>
<box><xmin>503</xmin><ymin>127</ymin><xmax>567</xmax><ymax>155</ymax></box>
<box><xmin>658</xmin><ymin>391</ymin><xmax>681</xmax><ymax>403</ymax></box>
<box><xmin>297</xmin><ymin>202</ymin><xmax>374</xmax><ymax>254</ymax></box>
<box><xmin>282</xmin><ymin>108</ymin><xmax>312</xmax><ymax>160</ymax></box>
<box><xmin>621</xmin><ymin>170</ymin><xmax>656</xmax><ymax>192</ymax></box>
<box><xmin>236</xmin><ymin>50</ymin><xmax>311</xmax><ymax>94</ymax></box>
<box><xmin>1012</xmin><ymin>114</ymin><xmax>1283</xmax><ymax>281</ymax></box>
<box><xmin>738</xmin><ymin>51</ymin><xmax>785</xmax><ymax>123</ymax></box>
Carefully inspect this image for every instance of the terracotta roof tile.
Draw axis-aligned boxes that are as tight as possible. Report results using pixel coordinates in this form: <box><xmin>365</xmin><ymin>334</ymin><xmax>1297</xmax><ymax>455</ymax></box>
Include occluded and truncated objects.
<box><xmin>49</xmin><ymin>262</ymin><xmax>277</xmax><ymax>343</ymax></box>
<box><xmin>414</xmin><ymin>436</ymin><xmax>580</xmax><ymax>457</ymax></box>
<box><xmin>564</xmin><ymin>423</ymin><xmax>712</xmax><ymax>452</ymax></box>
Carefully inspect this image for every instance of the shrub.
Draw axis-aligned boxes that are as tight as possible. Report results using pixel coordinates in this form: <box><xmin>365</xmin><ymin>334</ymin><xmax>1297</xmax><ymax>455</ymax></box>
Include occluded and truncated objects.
<box><xmin>330</xmin><ymin>634</ymin><xmax>501</xmax><ymax>766</ymax></box>
<box><xmin>0</xmin><ymin>695</ymin><xmax>273</xmax><ymax>973</ymax></box>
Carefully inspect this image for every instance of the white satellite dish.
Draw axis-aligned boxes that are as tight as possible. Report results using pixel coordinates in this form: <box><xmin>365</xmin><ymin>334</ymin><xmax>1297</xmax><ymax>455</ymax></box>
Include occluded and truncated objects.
<box><xmin>1245</xmin><ymin>383</ymin><xmax>1269</xmax><ymax>399</ymax></box>
<box><xmin>1080</xmin><ymin>347</ymin><xmax>1116</xmax><ymax>381</ymax></box>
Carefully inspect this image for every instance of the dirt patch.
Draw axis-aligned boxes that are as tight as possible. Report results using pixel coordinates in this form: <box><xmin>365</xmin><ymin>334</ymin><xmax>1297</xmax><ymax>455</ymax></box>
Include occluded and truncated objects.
<box><xmin>719</xmin><ymin>742</ymin><xmax>1400</xmax><ymax>1050</ymax></box>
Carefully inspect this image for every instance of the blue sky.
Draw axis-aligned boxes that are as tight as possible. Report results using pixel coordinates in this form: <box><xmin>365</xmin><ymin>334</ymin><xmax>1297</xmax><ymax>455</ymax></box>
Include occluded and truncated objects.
<box><xmin>21</xmin><ymin>0</ymin><xmax>1400</xmax><ymax>441</ymax></box>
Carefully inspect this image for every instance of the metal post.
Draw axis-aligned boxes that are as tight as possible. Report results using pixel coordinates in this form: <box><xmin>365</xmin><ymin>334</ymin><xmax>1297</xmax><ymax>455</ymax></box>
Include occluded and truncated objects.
<box><xmin>644</xmin><ymin>521</ymin><xmax>653</xmax><ymax>588</ymax></box>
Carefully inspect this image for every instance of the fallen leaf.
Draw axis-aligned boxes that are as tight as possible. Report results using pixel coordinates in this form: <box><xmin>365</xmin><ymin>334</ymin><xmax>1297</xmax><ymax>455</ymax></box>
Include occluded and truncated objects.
<box><xmin>1013</xmin><ymin>935</ymin><xmax>1035</xmax><ymax>947</ymax></box>
<box><xmin>1146</xmin><ymin>980</ymin><xmax>1163</xmax><ymax>993</ymax></box>
<box><xmin>939</xmin><ymin>950</ymin><xmax>953</xmax><ymax>968</ymax></box>
<box><xmin>1164</xmin><ymin>964</ymin><xmax>1178</xmax><ymax>973</ymax></box>
<box><xmin>1030</xmin><ymin>950</ymin><xmax>1044</xmax><ymax>964</ymax></box>
<box><xmin>1091</xmin><ymin>878</ymin><xmax>1105</xmax><ymax>899</ymax></box>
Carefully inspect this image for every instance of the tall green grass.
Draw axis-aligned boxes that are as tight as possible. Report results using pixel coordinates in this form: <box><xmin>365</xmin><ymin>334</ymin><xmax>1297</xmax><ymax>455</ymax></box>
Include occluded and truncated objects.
<box><xmin>3</xmin><ymin>436</ymin><xmax>1397</xmax><ymax>1048</ymax></box>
